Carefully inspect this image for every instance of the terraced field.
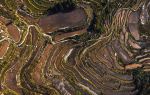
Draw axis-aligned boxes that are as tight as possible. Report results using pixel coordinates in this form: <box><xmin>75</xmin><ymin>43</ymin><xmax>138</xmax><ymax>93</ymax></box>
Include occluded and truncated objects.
<box><xmin>0</xmin><ymin>0</ymin><xmax>150</xmax><ymax>95</ymax></box>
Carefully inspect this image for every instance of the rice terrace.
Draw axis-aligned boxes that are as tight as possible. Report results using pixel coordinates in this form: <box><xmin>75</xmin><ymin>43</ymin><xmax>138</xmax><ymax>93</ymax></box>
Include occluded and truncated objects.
<box><xmin>0</xmin><ymin>0</ymin><xmax>150</xmax><ymax>95</ymax></box>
